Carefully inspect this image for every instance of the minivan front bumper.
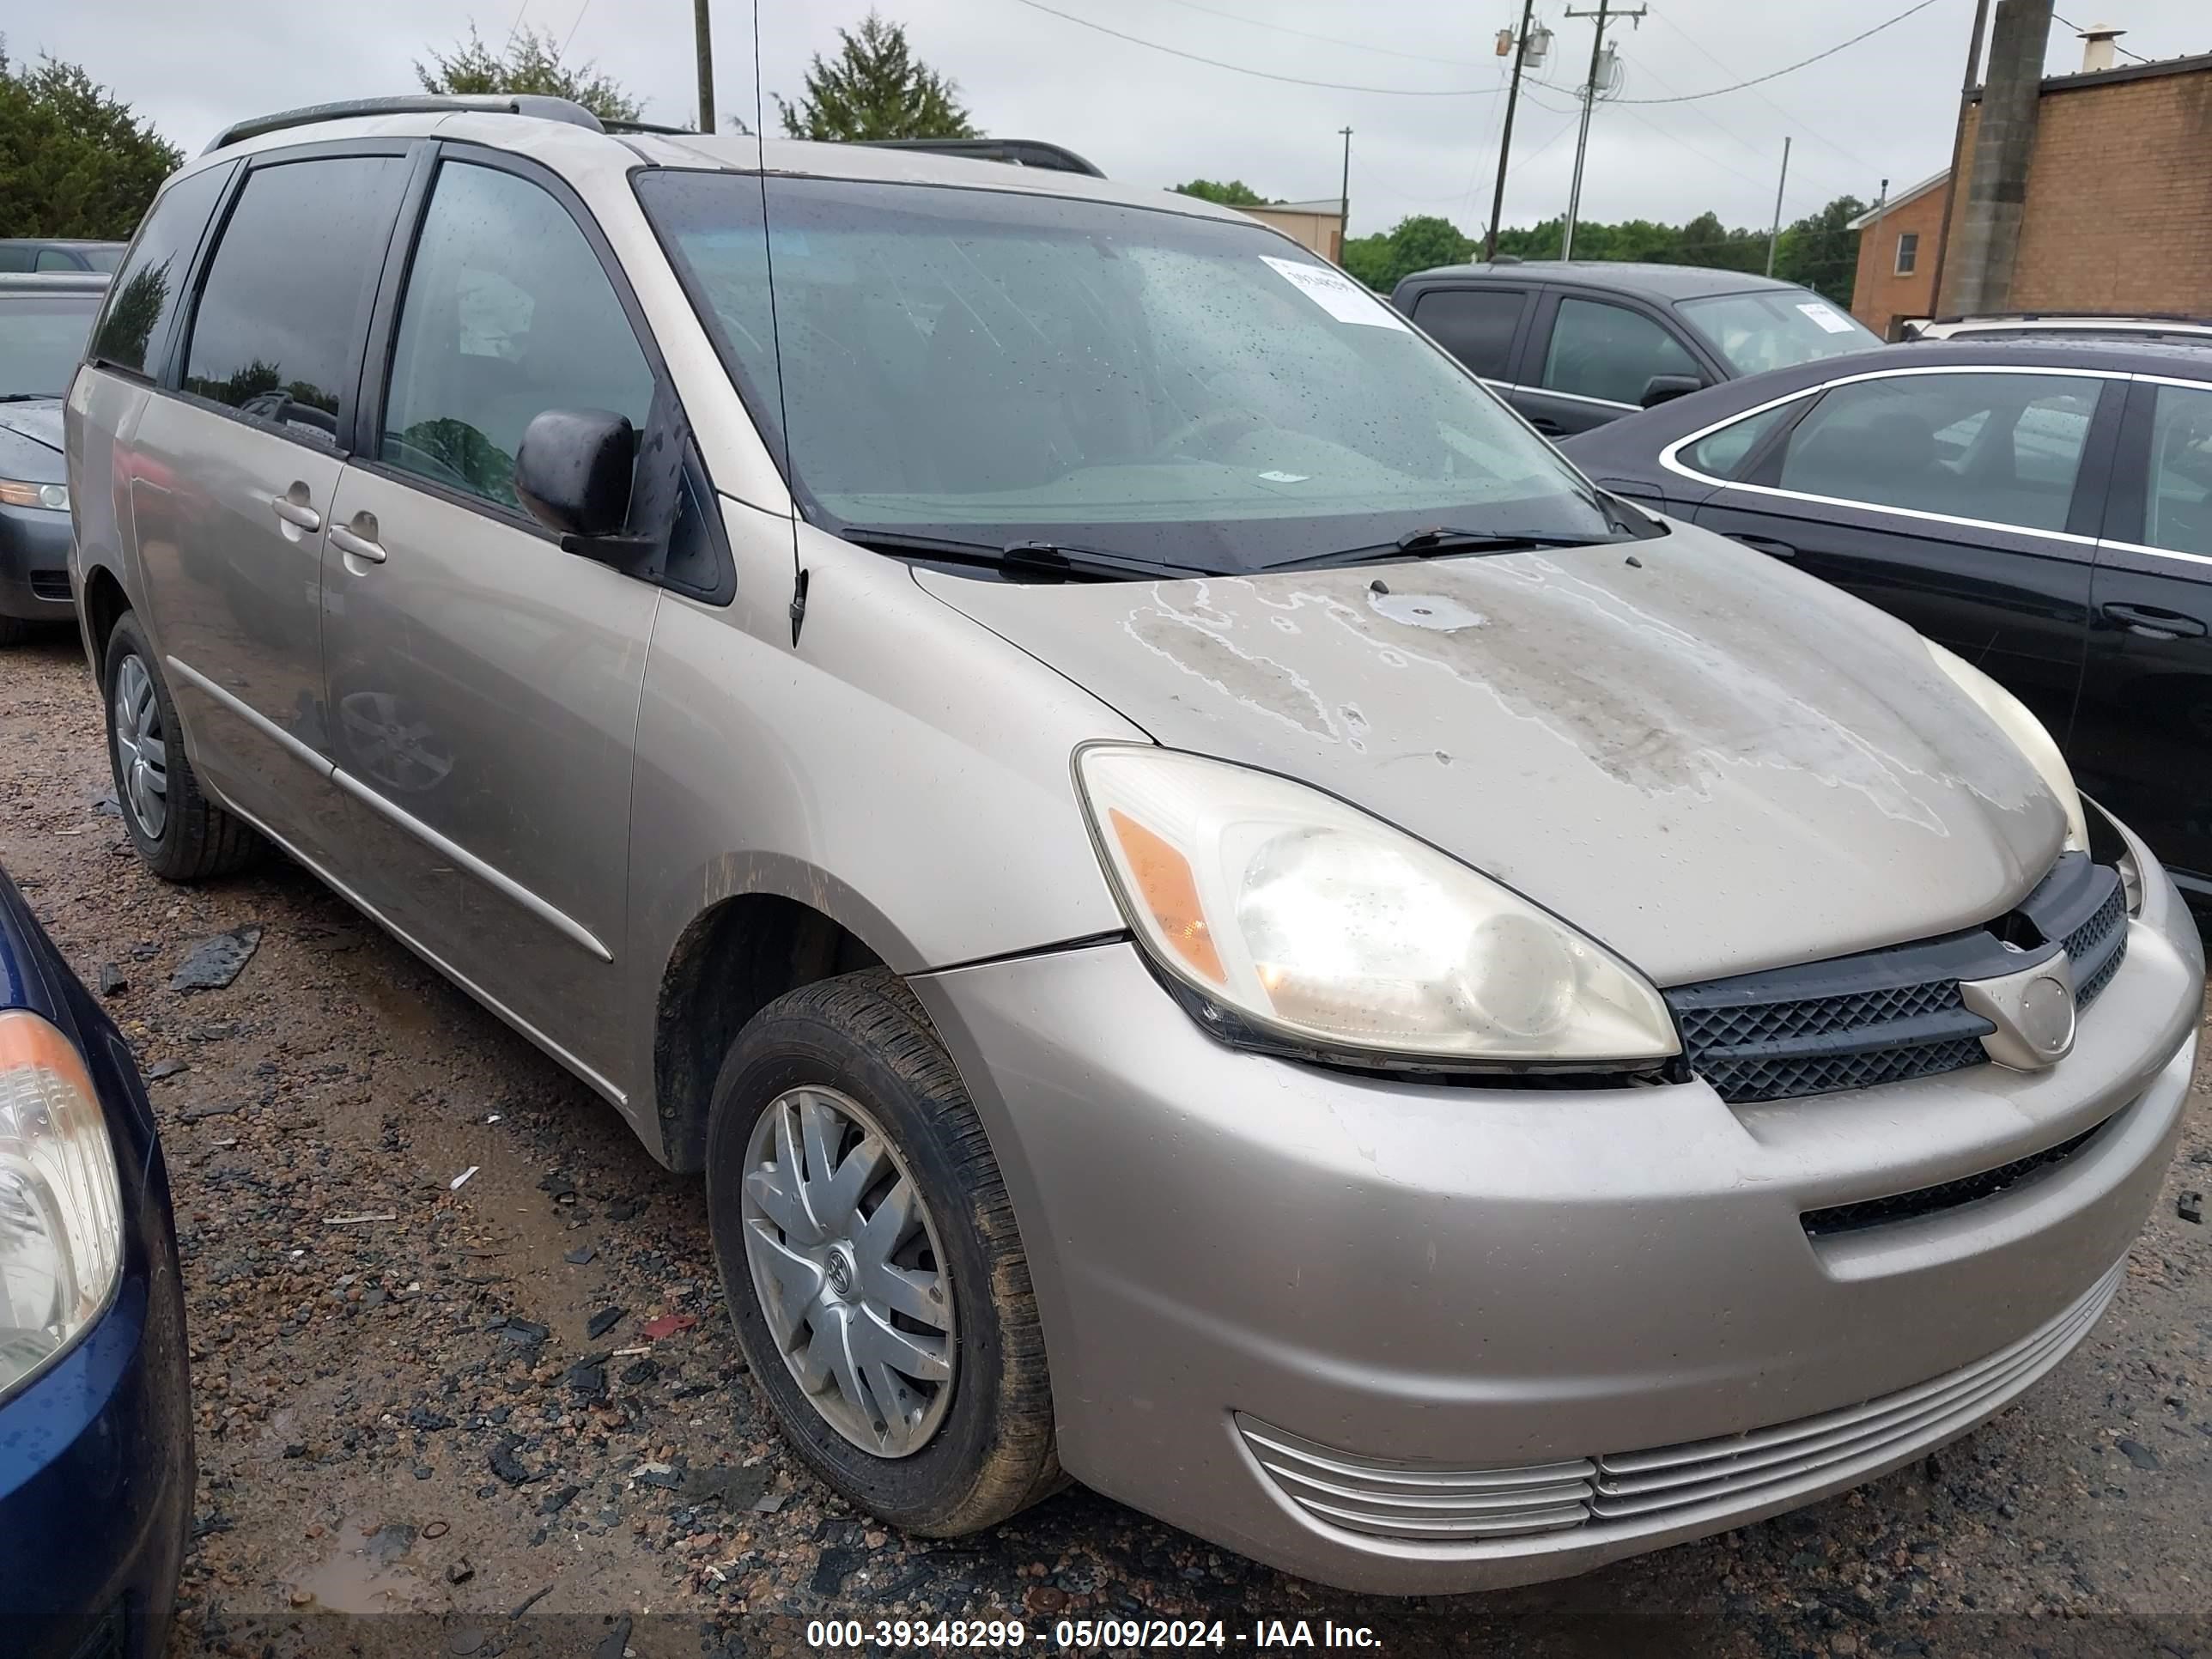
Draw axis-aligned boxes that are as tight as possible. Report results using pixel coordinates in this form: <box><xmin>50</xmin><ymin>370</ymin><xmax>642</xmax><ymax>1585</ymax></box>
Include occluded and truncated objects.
<box><xmin>915</xmin><ymin>830</ymin><xmax>2203</xmax><ymax>1595</ymax></box>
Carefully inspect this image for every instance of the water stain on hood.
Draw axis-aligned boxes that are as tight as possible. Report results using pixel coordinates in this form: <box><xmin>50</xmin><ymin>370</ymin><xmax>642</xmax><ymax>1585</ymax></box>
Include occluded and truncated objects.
<box><xmin>916</xmin><ymin>525</ymin><xmax>2064</xmax><ymax>984</ymax></box>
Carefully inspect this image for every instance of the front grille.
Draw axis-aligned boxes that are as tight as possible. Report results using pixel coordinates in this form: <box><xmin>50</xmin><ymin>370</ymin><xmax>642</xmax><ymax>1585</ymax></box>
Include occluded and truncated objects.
<box><xmin>1240</xmin><ymin>1261</ymin><xmax>2123</xmax><ymax>1547</ymax></box>
<box><xmin>1668</xmin><ymin>854</ymin><xmax>2127</xmax><ymax>1104</ymax></box>
<box><xmin>2065</xmin><ymin>881</ymin><xmax>2128</xmax><ymax>1006</ymax></box>
<box><xmin>1801</xmin><ymin>1116</ymin><xmax>2110</xmax><ymax>1237</ymax></box>
<box><xmin>1235</xmin><ymin>1418</ymin><xmax>1595</xmax><ymax>1539</ymax></box>
<box><xmin>27</xmin><ymin>568</ymin><xmax>70</xmax><ymax>600</ymax></box>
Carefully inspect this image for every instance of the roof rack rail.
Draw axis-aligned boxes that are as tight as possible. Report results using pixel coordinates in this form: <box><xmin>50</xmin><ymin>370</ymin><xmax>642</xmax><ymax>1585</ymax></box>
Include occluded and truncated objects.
<box><xmin>203</xmin><ymin>94</ymin><xmax>605</xmax><ymax>155</ymax></box>
<box><xmin>601</xmin><ymin>117</ymin><xmax>703</xmax><ymax>137</ymax></box>
<box><xmin>855</xmin><ymin>137</ymin><xmax>1105</xmax><ymax>178</ymax></box>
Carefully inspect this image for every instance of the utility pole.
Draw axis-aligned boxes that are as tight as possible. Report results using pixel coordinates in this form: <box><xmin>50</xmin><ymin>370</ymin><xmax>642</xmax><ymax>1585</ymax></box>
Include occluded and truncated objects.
<box><xmin>1926</xmin><ymin>0</ymin><xmax>1992</xmax><ymax>317</ymax></box>
<box><xmin>1484</xmin><ymin>0</ymin><xmax>1538</xmax><ymax>262</ymax></box>
<box><xmin>1561</xmin><ymin>0</ymin><xmax>1644</xmax><ymax>261</ymax></box>
<box><xmin>694</xmin><ymin>0</ymin><xmax>716</xmax><ymax>132</ymax></box>
<box><xmin>1338</xmin><ymin>126</ymin><xmax>1352</xmax><ymax>263</ymax></box>
<box><xmin>1765</xmin><ymin>136</ymin><xmax>1791</xmax><ymax>276</ymax></box>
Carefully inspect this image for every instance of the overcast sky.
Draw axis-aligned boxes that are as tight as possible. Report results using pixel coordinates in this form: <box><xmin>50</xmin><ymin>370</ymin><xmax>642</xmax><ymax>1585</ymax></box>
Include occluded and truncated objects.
<box><xmin>13</xmin><ymin>0</ymin><xmax>2207</xmax><ymax>237</ymax></box>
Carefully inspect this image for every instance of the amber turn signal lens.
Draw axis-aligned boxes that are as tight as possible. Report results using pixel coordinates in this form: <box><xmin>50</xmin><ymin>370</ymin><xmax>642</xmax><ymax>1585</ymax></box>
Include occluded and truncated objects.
<box><xmin>1106</xmin><ymin>808</ymin><xmax>1226</xmax><ymax>985</ymax></box>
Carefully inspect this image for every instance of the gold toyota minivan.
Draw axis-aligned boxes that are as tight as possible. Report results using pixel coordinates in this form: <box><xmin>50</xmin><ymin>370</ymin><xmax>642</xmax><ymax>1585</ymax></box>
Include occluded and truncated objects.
<box><xmin>64</xmin><ymin>94</ymin><xmax>2203</xmax><ymax>1593</ymax></box>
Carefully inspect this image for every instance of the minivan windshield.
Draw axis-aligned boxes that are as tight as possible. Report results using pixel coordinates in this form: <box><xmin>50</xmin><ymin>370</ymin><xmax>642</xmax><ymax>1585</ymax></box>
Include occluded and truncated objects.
<box><xmin>636</xmin><ymin>173</ymin><xmax>1622</xmax><ymax>573</ymax></box>
<box><xmin>1677</xmin><ymin>289</ymin><xmax>1881</xmax><ymax>377</ymax></box>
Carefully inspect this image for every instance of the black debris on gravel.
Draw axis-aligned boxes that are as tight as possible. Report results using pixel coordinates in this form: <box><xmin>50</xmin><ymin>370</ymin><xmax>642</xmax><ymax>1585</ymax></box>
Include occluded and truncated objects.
<box><xmin>169</xmin><ymin>927</ymin><xmax>263</xmax><ymax>992</ymax></box>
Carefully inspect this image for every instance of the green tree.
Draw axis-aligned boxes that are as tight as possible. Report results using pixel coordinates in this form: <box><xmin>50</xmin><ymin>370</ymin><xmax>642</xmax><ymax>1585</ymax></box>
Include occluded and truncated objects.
<box><xmin>1172</xmin><ymin>179</ymin><xmax>1273</xmax><ymax>207</ymax></box>
<box><xmin>1341</xmin><ymin>214</ymin><xmax>1478</xmax><ymax>292</ymax></box>
<box><xmin>0</xmin><ymin>46</ymin><xmax>180</xmax><ymax>240</ymax></box>
<box><xmin>775</xmin><ymin>12</ymin><xmax>977</xmax><ymax>142</ymax></box>
<box><xmin>1772</xmin><ymin>195</ymin><xmax>1866</xmax><ymax>305</ymax></box>
<box><xmin>416</xmin><ymin>22</ymin><xmax>642</xmax><ymax>123</ymax></box>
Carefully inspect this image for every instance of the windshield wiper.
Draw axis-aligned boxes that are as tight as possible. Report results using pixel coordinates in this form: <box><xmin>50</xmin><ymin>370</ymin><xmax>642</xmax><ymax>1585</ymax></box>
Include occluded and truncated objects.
<box><xmin>838</xmin><ymin>527</ymin><xmax>1222</xmax><ymax>583</ymax></box>
<box><xmin>1274</xmin><ymin>524</ymin><xmax>1629</xmax><ymax>572</ymax></box>
<box><xmin>0</xmin><ymin>393</ymin><xmax>58</xmax><ymax>404</ymax></box>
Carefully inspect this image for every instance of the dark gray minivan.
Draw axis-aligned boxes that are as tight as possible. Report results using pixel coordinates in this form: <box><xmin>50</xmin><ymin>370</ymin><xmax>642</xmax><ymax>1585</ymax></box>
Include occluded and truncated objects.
<box><xmin>1391</xmin><ymin>260</ymin><xmax>1882</xmax><ymax>436</ymax></box>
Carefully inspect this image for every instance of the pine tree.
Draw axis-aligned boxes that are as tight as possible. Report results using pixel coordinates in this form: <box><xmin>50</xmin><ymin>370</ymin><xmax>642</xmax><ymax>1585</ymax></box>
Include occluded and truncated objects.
<box><xmin>775</xmin><ymin>13</ymin><xmax>978</xmax><ymax>143</ymax></box>
<box><xmin>416</xmin><ymin>23</ymin><xmax>643</xmax><ymax>125</ymax></box>
<box><xmin>0</xmin><ymin>46</ymin><xmax>180</xmax><ymax>240</ymax></box>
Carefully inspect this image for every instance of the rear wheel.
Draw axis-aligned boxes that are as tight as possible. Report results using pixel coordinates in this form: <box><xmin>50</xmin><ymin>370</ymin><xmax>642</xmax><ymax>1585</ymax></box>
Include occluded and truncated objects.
<box><xmin>103</xmin><ymin>613</ymin><xmax>264</xmax><ymax>881</ymax></box>
<box><xmin>705</xmin><ymin>969</ymin><xmax>1061</xmax><ymax>1534</ymax></box>
<box><xmin>0</xmin><ymin>615</ymin><xmax>32</xmax><ymax>647</ymax></box>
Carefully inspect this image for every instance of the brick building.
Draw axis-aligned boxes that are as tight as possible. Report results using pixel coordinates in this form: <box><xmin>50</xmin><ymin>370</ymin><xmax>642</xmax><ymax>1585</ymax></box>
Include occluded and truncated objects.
<box><xmin>1849</xmin><ymin>47</ymin><xmax>2212</xmax><ymax>337</ymax></box>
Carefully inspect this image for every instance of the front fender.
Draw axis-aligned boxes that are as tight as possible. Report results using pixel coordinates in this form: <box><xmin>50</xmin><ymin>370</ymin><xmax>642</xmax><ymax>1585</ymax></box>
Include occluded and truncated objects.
<box><xmin>622</xmin><ymin>513</ymin><xmax>1145</xmax><ymax>1106</ymax></box>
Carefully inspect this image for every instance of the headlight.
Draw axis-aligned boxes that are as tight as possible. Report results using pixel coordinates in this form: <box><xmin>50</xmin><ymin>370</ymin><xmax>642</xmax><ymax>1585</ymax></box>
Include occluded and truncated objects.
<box><xmin>0</xmin><ymin>479</ymin><xmax>67</xmax><ymax>512</ymax></box>
<box><xmin>0</xmin><ymin>1009</ymin><xmax>123</xmax><ymax>1402</ymax></box>
<box><xmin>1924</xmin><ymin>640</ymin><xmax>2087</xmax><ymax>853</ymax></box>
<box><xmin>1076</xmin><ymin>745</ymin><xmax>1680</xmax><ymax>1066</ymax></box>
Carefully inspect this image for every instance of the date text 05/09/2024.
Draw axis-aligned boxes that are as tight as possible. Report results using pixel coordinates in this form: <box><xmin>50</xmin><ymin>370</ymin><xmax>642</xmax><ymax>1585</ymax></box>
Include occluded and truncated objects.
<box><xmin>804</xmin><ymin>1618</ymin><xmax>1385</xmax><ymax>1650</ymax></box>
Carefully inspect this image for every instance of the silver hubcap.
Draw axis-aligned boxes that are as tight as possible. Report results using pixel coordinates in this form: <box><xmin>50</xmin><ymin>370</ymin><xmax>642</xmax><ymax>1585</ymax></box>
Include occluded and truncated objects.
<box><xmin>740</xmin><ymin>1086</ymin><xmax>956</xmax><ymax>1457</ymax></box>
<box><xmin>111</xmin><ymin>654</ymin><xmax>167</xmax><ymax>840</ymax></box>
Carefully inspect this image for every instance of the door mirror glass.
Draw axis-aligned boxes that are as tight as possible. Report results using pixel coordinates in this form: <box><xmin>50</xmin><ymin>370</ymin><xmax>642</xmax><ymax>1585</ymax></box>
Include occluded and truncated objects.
<box><xmin>1640</xmin><ymin>374</ymin><xmax>1703</xmax><ymax>409</ymax></box>
<box><xmin>515</xmin><ymin>408</ymin><xmax>635</xmax><ymax>541</ymax></box>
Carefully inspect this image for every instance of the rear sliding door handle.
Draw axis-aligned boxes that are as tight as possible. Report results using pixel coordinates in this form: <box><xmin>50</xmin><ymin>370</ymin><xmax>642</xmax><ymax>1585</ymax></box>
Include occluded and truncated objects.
<box><xmin>330</xmin><ymin>521</ymin><xmax>386</xmax><ymax>564</ymax></box>
<box><xmin>2101</xmin><ymin>600</ymin><xmax>2205</xmax><ymax>640</ymax></box>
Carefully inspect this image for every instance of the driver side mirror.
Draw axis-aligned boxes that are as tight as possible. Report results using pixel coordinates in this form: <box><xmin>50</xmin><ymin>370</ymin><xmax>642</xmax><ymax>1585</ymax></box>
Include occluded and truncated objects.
<box><xmin>1640</xmin><ymin>374</ymin><xmax>1704</xmax><ymax>410</ymax></box>
<box><xmin>515</xmin><ymin>408</ymin><xmax>635</xmax><ymax>548</ymax></box>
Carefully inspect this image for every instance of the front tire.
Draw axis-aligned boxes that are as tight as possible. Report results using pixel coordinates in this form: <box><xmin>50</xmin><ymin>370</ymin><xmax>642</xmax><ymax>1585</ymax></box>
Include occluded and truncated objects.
<box><xmin>705</xmin><ymin>969</ymin><xmax>1061</xmax><ymax>1534</ymax></box>
<box><xmin>102</xmin><ymin>612</ymin><xmax>264</xmax><ymax>881</ymax></box>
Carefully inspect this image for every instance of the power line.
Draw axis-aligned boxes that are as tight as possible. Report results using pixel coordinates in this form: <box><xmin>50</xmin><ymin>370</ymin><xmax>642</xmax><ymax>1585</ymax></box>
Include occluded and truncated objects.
<box><xmin>561</xmin><ymin>0</ymin><xmax>593</xmax><ymax>54</ymax></box>
<box><xmin>1146</xmin><ymin>0</ymin><xmax>1490</xmax><ymax>70</ymax></box>
<box><xmin>1004</xmin><ymin>0</ymin><xmax>1508</xmax><ymax>94</ymax></box>
<box><xmin>1645</xmin><ymin>10</ymin><xmax>1884</xmax><ymax>181</ymax></box>
<box><xmin>2052</xmin><ymin>12</ymin><xmax>2154</xmax><ymax>63</ymax></box>
<box><xmin>1618</xmin><ymin>0</ymin><xmax>1942</xmax><ymax>103</ymax></box>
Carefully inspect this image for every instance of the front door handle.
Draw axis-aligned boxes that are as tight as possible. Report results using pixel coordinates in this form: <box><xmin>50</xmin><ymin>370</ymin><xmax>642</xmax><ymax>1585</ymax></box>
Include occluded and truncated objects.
<box><xmin>1528</xmin><ymin>416</ymin><xmax>1564</xmax><ymax>435</ymax></box>
<box><xmin>1734</xmin><ymin>535</ymin><xmax>1797</xmax><ymax>559</ymax></box>
<box><xmin>270</xmin><ymin>489</ymin><xmax>320</xmax><ymax>532</ymax></box>
<box><xmin>330</xmin><ymin>518</ymin><xmax>386</xmax><ymax>565</ymax></box>
<box><xmin>2101</xmin><ymin>600</ymin><xmax>2205</xmax><ymax>640</ymax></box>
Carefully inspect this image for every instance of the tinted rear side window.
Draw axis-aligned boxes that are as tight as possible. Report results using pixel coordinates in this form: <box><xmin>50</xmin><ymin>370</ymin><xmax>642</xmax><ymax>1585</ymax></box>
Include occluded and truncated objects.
<box><xmin>184</xmin><ymin>155</ymin><xmax>407</xmax><ymax>440</ymax></box>
<box><xmin>88</xmin><ymin>163</ymin><xmax>234</xmax><ymax>375</ymax></box>
<box><xmin>1411</xmin><ymin>288</ymin><xmax>1525</xmax><ymax>380</ymax></box>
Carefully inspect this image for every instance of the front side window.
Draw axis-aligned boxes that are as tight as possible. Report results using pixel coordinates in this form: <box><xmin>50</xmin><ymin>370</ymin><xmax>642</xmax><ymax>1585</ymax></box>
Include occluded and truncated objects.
<box><xmin>1774</xmin><ymin>371</ymin><xmax>2101</xmax><ymax>532</ymax></box>
<box><xmin>88</xmin><ymin>162</ymin><xmax>234</xmax><ymax>377</ymax></box>
<box><xmin>2142</xmin><ymin>383</ymin><xmax>2212</xmax><ymax>558</ymax></box>
<box><xmin>1676</xmin><ymin>289</ymin><xmax>1881</xmax><ymax>377</ymax></box>
<box><xmin>1540</xmin><ymin>297</ymin><xmax>1701</xmax><ymax>408</ymax></box>
<box><xmin>1895</xmin><ymin>233</ymin><xmax>1919</xmax><ymax>276</ymax></box>
<box><xmin>0</xmin><ymin>293</ymin><xmax>105</xmax><ymax>398</ymax></box>
<box><xmin>184</xmin><ymin>156</ymin><xmax>407</xmax><ymax>440</ymax></box>
<box><xmin>636</xmin><ymin>173</ymin><xmax>1617</xmax><ymax>574</ymax></box>
<box><xmin>1411</xmin><ymin>288</ymin><xmax>1526</xmax><ymax>380</ymax></box>
<box><xmin>380</xmin><ymin>162</ymin><xmax>653</xmax><ymax>514</ymax></box>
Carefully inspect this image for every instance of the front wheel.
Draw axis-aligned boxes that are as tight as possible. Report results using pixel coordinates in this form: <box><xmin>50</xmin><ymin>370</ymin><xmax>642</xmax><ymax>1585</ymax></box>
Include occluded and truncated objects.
<box><xmin>705</xmin><ymin>969</ymin><xmax>1061</xmax><ymax>1534</ymax></box>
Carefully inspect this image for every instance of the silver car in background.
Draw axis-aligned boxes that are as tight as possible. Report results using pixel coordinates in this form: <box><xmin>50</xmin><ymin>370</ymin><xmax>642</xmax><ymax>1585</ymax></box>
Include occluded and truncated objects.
<box><xmin>64</xmin><ymin>96</ymin><xmax>2203</xmax><ymax>1594</ymax></box>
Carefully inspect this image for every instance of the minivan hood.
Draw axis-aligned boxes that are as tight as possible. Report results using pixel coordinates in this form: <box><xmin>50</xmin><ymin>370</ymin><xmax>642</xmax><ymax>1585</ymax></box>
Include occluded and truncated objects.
<box><xmin>912</xmin><ymin>521</ymin><xmax>2065</xmax><ymax>985</ymax></box>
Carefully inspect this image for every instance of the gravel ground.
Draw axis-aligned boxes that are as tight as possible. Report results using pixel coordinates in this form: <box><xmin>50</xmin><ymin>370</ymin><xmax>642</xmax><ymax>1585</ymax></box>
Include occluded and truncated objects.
<box><xmin>4</xmin><ymin>630</ymin><xmax>2211</xmax><ymax>1659</ymax></box>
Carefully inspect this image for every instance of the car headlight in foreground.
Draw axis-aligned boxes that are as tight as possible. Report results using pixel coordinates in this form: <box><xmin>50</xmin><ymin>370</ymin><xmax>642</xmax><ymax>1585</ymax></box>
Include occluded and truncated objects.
<box><xmin>1076</xmin><ymin>744</ymin><xmax>1680</xmax><ymax>1068</ymax></box>
<box><xmin>0</xmin><ymin>479</ymin><xmax>68</xmax><ymax>513</ymax></box>
<box><xmin>0</xmin><ymin>1009</ymin><xmax>123</xmax><ymax>1402</ymax></box>
<box><xmin>1925</xmin><ymin>638</ymin><xmax>2089</xmax><ymax>854</ymax></box>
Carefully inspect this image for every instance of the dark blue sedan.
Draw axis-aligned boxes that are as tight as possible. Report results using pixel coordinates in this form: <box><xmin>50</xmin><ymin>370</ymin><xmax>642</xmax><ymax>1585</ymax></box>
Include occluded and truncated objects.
<box><xmin>0</xmin><ymin>863</ymin><xmax>191</xmax><ymax>1658</ymax></box>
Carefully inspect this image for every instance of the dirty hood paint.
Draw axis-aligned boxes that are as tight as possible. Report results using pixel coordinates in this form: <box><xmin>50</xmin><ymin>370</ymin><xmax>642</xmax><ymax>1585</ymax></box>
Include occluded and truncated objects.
<box><xmin>914</xmin><ymin>521</ymin><xmax>2065</xmax><ymax>985</ymax></box>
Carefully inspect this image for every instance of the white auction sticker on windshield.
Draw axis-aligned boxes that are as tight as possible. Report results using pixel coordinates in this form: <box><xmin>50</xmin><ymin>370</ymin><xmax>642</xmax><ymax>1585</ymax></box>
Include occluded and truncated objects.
<box><xmin>1796</xmin><ymin>301</ymin><xmax>1856</xmax><ymax>335</ymax></box>
<box><xmin>1261</xmin><ymin>256</ymin><xmax>1407</xmax><ymax>330</ymax></box>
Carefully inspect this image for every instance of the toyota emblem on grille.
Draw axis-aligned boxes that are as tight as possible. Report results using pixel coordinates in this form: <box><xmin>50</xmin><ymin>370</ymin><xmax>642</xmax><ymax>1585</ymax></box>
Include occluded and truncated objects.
<box><xmin>1959</xmin><ymin>951</ymin><xmax>2078</xmax><ymax>1071</ymax></box>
